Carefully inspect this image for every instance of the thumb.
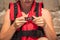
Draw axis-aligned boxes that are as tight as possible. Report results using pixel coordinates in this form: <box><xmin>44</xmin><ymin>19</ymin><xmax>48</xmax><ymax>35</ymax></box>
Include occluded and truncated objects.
<box><xmin>33</xmin><ymin>16</ymin><xmax>37</xmax><ymax>19</ymax></box>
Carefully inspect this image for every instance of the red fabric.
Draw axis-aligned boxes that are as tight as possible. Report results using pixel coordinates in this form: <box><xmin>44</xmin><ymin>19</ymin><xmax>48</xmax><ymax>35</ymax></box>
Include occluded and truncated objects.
<box><xmin>10</xmin><ymin>2</ymin><xmax>14</xmax><ymax>21</ymax></box>
<box><xmin>39</xmin><ymin>2</ymin><xmax>43</xmax><ymax>16</ymax></box>
<box><xmin>10</xmin><ymin>2</ymin><xmax>43</xmax><ymax>40</ymax></box>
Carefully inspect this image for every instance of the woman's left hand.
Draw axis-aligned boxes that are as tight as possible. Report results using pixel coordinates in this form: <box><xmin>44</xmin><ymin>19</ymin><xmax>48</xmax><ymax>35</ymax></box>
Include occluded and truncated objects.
<box><xmin>33</xmin><ymin>16</ymin><xmax>45</xmax><ymax>27</ymax></box>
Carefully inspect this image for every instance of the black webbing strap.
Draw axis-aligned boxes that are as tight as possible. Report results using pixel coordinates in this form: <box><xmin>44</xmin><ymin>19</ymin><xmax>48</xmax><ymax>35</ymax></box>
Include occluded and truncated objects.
<box><xmin>10</xmin><ymin>3</ymin><xmax>18</xmax><ymax>25</ymax></box>
<box><xmin>34</xmin><ymin>3</ymin><xmax>39</xmax><ymax>17</ymax></box>
<box><xmin>34</xmin><ymin>3</ymin><xmax>44</xmax><ymax>17</ymax></box>
<box><xmin>11</xmin><ymin>27</ymin><xmax>45</xmax><ymax>40</ymax></box>
<box><xmin>16</xmin><ymin>27</ymin><xmax>45</xmax><ymax>38</ymax></box>
<box><xmin>14</xmin><ymin>3</ymin><xmax>18</xmax><ymax>20</ymax></box>
<box><xmin>14</xmin><ymin>3</ymin><xmax>22</xmax><ymax>30</ymax></box>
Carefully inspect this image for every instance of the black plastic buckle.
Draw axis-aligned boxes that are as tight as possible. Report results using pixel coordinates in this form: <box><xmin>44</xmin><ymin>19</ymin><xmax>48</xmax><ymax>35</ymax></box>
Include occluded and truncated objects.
<box><xmin>25</xmin><ymin>17</ymin><xmax>34</xmax><ymax>21</ymax></box>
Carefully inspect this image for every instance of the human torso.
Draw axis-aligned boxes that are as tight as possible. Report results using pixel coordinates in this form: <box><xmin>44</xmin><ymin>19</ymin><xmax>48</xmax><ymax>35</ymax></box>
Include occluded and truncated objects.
<box><xmin>10</xmin><ymin>2</ymin><xmax>45</xmax><ymax>40</ymax></box>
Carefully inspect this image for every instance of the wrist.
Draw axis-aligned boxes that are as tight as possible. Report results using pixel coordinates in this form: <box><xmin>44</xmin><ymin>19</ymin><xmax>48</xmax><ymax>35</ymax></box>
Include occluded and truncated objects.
<box><xmin>12</xmin><ymin>22</ymin><xmax>22</xmax><ymax>30</ymax></box>
<box><xmin>12</xmin><ymin>22</ymin><xmax>18</xmax><ymax>30</ymax></box>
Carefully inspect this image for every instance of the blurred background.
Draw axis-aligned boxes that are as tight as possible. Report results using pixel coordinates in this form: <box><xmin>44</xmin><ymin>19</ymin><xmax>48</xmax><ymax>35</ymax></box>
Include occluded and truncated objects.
<box><xmin>0</xmin><ymin>0</ymin><xmax>60</xmax><ymax>40</ymax></box>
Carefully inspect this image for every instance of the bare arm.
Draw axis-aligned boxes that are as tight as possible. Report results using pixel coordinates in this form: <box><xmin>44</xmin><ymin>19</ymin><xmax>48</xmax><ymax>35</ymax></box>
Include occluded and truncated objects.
<box><xmin>0</xmin><ymin>9</ymin><xmax>16</xmax><ymax>40</ymax></box>
<box><xmin>0</xmin><ymin>9</ymin><xmax>27</xmax><ymax>40</ymax></box>
<box><xmin>42</xmin><ymin>9</ymin><xmax>57</xmax><ymax>40</ymax></box>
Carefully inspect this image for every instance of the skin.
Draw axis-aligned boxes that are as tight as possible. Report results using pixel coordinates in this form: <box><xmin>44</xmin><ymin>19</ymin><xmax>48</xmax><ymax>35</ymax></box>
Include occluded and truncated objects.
<box><xmin>20</xmin><ymin>0</ymin><xmax>34</xmax><ymax>14</ymax></box>
<box><xmin>0</xmin><ymin>0</ymin><xmax>57</xmax><ymax>40</ymax></box>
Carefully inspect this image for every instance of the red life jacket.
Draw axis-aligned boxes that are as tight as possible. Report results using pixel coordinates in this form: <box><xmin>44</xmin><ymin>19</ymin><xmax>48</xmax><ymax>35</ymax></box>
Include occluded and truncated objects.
<box><xmin>10</xmin><ymin>2</ymin><xmax>45</xmax><ymax>40</ymax></box>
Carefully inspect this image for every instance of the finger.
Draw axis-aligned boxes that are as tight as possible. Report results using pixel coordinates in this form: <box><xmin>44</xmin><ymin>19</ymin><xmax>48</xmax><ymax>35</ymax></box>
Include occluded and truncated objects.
<box><xmin>33</xmin><ymin>16</ymin><xmax>37</xmax><ymax>19</ymax></box>
<box><xmin>35</xmin><ymin>22</ymin><xmax>44</xmax><ymax>27</ymax></box>
<box><xmin>36</xmin><ymin>22</ymin><xmax>44</xmax><ymax>24</ymax></box>
<box><xmin>16</xmin><ymin>17</ymin><xmax>24</xmax><ymax>20</ymax></box>
<box><xmin>22</xmin><ymin>12</ymin><xmax>28</xmax><ymax>17</ymax></box>
<box><xmin>16</xmin><ymin>17</ymin><xmax>25</xmax><ymax>20</ymax></box>
<box><xmin>23</xmin><ymin>14</ymin><xmax>28</xmax><ymax>17</ymax></box>
<box><xmin>19</xmin><ymin>18</ymin><xmax>25</xmax><ymax>21</ymax></box>
<box><xmin>17</xmin><ymin>23</ymin><xmax>20</xmax><ymax>26</ymax></box>
<box><xmin>17</xmin><ymin>23</ymin><xmax>24</xmax><ymax>26</ymax></box>
<box><xmin>16</xmin><ymin>21</ymin><xmax>27</xmax><ymax>23</ymax></box>
<box><xmin>33</xmin><ymin>18</ymin><xmax>40</xmax><ymax>22</ymax></box>
<box><xmin>17</xmin><ymin>14</ymin><xmax>27</xmax><ymax>18</ymax></box>
<box><xmin>37</xmin><ymin>20</ymin><xmax>44</xmax><ymax>22</ymax></box>
<box><xmin>33</xmin><ymin>18</ymin><xmax>44</xmax><ymax>22</ymax></box>
<box><xmin>33</xmin><ymin>18</ymin><xmax>37</xmax><ymax>22</ymax></box>
<box><xmin>33</xmin><ymin>16</ymin><xmax>41</xmax><ymax>19</ymax></box>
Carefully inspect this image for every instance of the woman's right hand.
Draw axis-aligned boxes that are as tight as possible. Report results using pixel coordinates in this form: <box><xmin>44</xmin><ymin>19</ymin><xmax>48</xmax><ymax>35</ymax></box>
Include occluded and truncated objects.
<box><xmin>13</xmin><ymin>16</ymin><xmax>27</xmax><ymax>29</ymax></box>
